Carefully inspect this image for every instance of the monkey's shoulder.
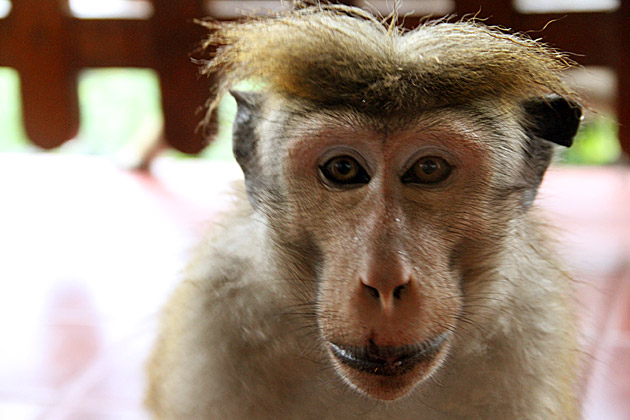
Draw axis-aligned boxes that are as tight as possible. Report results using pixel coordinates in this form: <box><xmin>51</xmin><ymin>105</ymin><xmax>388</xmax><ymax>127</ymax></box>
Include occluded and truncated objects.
<box><xmin>166</xmin><ymin>205</ymin><xmax>288</xmax><ymax>334</ymax></box>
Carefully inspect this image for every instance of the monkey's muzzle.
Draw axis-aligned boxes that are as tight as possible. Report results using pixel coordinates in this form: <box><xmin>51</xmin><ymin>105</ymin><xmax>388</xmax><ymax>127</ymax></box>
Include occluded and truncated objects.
<box><xmin>329</xmin><ymin>333</ymin><xmax>449</xmax><ymax>377</ymax></box>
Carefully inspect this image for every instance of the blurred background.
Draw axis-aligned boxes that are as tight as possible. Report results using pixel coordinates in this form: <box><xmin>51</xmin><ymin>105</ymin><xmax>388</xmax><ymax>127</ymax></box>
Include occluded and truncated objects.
<box><xmin>0</xmin><ymin>1</ymin><xmax>628</xmax><ymax>419</ymax></box>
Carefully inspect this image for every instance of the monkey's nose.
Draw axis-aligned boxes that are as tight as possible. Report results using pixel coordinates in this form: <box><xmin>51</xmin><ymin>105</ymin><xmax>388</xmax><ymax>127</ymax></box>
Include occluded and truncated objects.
<box><xmin>361</xmin><ymin>277</ymin><xmax>410</xmax><ymax>304</ymax></box>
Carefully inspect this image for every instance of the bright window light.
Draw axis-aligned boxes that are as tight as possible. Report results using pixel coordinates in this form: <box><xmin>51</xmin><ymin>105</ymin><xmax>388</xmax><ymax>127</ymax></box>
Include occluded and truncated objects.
<box><xmin>68</xmin><ymin>0</ymin><xmax>153</xmax><ymax>19</ymax></box>
<box><xmin>0</xmin><ymin>0</ymin><xmax>11</xmax><ymax>18</ymax></box>
<box><xmin>514</xmin><ymin>0</ymin><xmax>620</xmax><ymax>13</ymax></box>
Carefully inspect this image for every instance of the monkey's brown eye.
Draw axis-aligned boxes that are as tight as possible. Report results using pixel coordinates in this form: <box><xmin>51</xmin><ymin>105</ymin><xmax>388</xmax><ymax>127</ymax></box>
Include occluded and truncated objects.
<box><xmin>402</xmin><ymin>156</ymin><xmax>453</xmax><ymax>185</ymax></box>
<box><xmin>319</xmin><ymin>156</ymin><xmax>370</xmax><ymax>187</ymax></box>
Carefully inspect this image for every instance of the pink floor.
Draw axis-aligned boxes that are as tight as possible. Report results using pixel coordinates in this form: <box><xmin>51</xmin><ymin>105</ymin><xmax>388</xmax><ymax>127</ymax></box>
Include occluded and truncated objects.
<box><xmin>0</xmin><ymin>154</ymin><xmax>628</xmax><ymax>420</ymax></box>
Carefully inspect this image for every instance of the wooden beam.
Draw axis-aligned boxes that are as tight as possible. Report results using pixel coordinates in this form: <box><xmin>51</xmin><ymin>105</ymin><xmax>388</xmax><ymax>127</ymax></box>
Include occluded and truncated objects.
<box><xmin>7</xmin><ymin>0</ymin><xmax>79</xmax><ymax>149</ymax></box>
<box><xmin>73</xmin><ymin>19</ymin><xmax>154</xmax><ymax>68</ymax></box>
<box><xmin>518</xmin><ymin>13</ymin><xmax>619</xmax><ymax>67</ymax></box>
<box><xmin>454</xmin><ymin>0</ymin><xmax>516</xmax><ymax>26</ymax></box>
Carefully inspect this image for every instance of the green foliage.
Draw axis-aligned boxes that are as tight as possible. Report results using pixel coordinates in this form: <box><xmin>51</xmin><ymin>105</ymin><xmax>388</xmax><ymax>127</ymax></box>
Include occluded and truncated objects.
<box><xmin>0</xmin><ymin>68</ymin><xmax>31</xmax><ymax>151</ymax></box>
<box><xmin>199</xmin><ymin>93</ymin><xmax>237</xmax><ymax>162</ymax></box>
<box><xmin>561</xmin><ymin>115</ymin><xmax>621</xmax><ymax>165</ymax></box>
<box><xmin>64</xmin><ymin>68</ymin><xmax>164</xmax><ymax>155</ymax></box>
<box><xmin>0</xmin><ymin>68</ymin><xmax>164</xmax><ymax>156</ymax></box>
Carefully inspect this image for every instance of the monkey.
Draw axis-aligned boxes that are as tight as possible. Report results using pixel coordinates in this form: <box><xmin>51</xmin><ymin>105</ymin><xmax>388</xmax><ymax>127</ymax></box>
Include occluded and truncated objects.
<box><xmin>146</xmin><ymin>3</ymin><xmax>584</xmax><ymax>419</ymax></box>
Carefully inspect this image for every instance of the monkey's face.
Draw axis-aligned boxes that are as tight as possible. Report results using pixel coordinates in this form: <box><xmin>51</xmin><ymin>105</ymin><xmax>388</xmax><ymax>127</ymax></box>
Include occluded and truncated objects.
<box><xmin>273</xmin><ymin>109</ymin><xmax>516</xmax><ymax>401</ymax></box>
<box><xmin>231</xmin><ymin>91</ymin><xmax>579</xmax><ymax>401</ymax></box>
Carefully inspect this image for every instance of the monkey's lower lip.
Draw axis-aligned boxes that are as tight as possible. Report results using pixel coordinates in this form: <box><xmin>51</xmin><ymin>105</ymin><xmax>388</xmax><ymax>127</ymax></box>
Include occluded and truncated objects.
<box><xmin>328</xmin><ymin>333</ymin><xmax>449</xmax><ymax>377</ymax></box>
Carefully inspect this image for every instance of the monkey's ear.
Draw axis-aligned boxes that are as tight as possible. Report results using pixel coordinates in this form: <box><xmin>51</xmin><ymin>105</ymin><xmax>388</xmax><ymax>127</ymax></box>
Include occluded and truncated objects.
<box><xmin>522</xmin><ymin>95</ymin><xmax>582</xmax><ymax>147</ymax></box>
<box><xmin>231</xmin><ymin>90</ymin><xmax>265</xmax><ymax>209</ymax></box>
<box><xmin>517</xmin><ymin>95</ymin><xmax>582</xmax><ymax>209</ymax></box>
<box><xmin>231</xmin><ymin>90</ymin><xmax>260</xmax><ymax>113</ymax></box>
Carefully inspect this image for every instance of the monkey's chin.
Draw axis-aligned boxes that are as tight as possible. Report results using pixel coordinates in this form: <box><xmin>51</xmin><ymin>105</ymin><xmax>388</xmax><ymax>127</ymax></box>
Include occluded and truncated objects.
<box><xmin>327</xmin><ymin>334</ymin><xmax>449</xmax><ymax>401</ymax></box>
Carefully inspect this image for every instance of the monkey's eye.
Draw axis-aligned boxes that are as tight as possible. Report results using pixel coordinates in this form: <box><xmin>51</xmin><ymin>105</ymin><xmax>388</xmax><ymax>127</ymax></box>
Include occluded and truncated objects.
<box><xmin>319</xmin><ymin>156</ymin><xmax>370</xmax><ymax>187</ymax></box>
<box><xmin>402</xmin><ymin>156</ymin><xmax>453</xmax><ymax>185</ymax></box>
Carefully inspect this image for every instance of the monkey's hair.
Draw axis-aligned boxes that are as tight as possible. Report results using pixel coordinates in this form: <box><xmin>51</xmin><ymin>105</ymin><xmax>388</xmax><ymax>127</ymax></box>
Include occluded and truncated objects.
<box><xmin>198</xmin><ymin>1</ymin><xmax>575</xmax><ymax>125</ymax></box>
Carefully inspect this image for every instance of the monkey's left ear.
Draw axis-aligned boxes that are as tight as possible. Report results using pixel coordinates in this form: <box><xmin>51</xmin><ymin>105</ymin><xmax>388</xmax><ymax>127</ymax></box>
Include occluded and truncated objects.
<box><xmin>517</xmin><ymin>95</ymin><xmax>583</xmax><ymax>209</ymax></box>
<box><xmin>522</xmin><ymin>95</ymin><xmax>583</xmax><ymax>147</ymax></box>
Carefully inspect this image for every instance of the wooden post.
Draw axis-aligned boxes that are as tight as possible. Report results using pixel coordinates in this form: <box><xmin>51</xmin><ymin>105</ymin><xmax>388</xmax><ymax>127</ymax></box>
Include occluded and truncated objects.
<box><xmin>7</xmin><ymin>0</ymin><xmax>79</xmax><ymax>149</ymax></box>
<box><xmin>152</xmin><ymin>0</ymin><xmax>209</xmax><ymax>154</ymax></box>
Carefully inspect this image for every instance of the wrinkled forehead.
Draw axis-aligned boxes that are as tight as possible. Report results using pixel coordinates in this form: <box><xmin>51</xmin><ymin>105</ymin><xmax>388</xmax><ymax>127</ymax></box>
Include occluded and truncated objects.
<box><xmin>264</xmin><ymin>100</ymin><xmax>526</xmax><ymax>156</ymax></box>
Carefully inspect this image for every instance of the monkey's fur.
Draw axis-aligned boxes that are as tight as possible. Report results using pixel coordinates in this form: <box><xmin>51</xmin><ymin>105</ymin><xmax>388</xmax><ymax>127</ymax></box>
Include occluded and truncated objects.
<box><xmin>147</xmin><ymin>3</ymin><xmax>583</xmax><ymax>419</ymax></box>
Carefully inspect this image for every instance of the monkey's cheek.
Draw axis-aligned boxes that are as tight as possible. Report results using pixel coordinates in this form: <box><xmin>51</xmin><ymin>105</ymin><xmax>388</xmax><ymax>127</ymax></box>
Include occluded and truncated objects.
<box><xmin>329</xmin><ymin>346</ymin><xmax>449</xmax><ymax>401</ymax></box>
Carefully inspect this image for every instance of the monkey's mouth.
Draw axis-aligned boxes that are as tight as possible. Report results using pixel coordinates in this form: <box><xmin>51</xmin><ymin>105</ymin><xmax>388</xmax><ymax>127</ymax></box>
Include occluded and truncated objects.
<box><xmin>328</xmin><ymin>333</ymin><xmax>449</xmax><ymax>377</ymax></box>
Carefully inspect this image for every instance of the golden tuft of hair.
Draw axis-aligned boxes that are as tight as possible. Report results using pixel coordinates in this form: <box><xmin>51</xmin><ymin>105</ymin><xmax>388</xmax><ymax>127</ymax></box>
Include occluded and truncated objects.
<box><xmin>197</xmin><ymin>1</ymin><xmax>575</xmax><ymax>123</ymax></box>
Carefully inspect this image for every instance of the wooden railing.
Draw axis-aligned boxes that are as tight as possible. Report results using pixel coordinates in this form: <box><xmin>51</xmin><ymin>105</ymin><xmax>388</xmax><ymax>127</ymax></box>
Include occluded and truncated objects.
<box><xmin>0</xmin><ymin>0</ymin><xmax>628</xmax><ymax>156</ymax></box>
<box><xmin>0</xmin><ymin>0</ymin><xmax>209</xmax><ymax>153</ymax></box>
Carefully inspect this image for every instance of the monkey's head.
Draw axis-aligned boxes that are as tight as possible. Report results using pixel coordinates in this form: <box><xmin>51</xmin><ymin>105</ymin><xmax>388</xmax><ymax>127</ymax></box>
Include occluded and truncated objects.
<box><xmin>200</xmin><ymin>3</ymin><xmax>582</xmax><ymax>401</ymax></box>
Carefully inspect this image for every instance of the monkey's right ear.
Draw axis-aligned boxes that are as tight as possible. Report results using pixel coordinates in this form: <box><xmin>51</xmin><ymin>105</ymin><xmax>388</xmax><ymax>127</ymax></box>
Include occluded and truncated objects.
<box><xmin>522</xmin><ymin>95</ymin><xmax>583</xmax><ymax>147</ymax></box>
<box><xmin>231</xmin><ymin>90</ymin><xmax>265</xmax><ymax>209</ymax></box>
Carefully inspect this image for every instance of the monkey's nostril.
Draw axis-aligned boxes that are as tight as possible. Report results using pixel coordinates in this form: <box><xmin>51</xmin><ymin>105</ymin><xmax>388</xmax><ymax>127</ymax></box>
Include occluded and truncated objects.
<box><xmin>364</xmin><ymin>283</ymin><xmax>380</xmax><ymax>299</ymax></box>
<box><xmin>361</xmin><ymin>279</ymin><xmax>411</xmax><ymax>301</ymax></box>
<box><xmin>393</xmin><ymin>282</ymin><xmax>408</xmax><ymax>300</ymax></box>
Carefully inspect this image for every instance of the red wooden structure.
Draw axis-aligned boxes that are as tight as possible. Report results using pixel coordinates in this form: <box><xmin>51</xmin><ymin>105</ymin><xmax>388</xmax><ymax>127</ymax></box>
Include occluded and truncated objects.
<box><xmin>0</xmin><ymin>0</ymin><xmax>628</xmax><ymax>156</ymax></box>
